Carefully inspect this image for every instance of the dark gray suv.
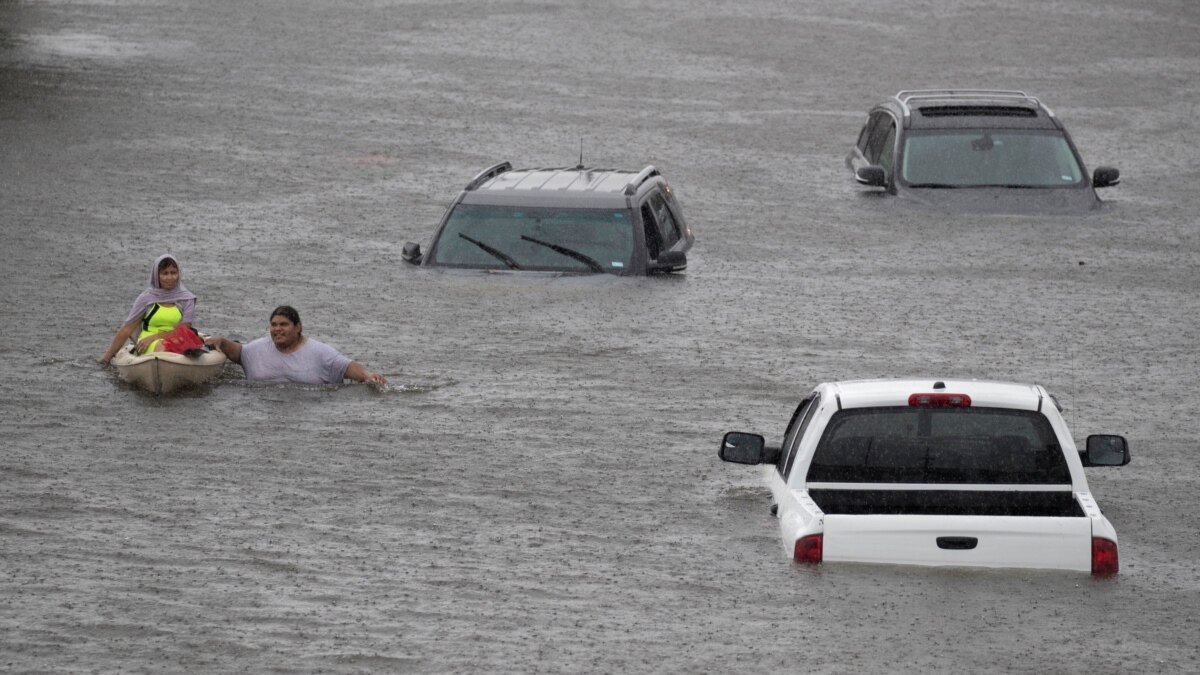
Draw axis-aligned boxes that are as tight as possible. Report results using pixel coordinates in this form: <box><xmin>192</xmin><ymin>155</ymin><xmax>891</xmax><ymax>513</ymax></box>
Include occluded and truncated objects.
<box><xmin>403</xmin><ymin>162</ymin><xmax>693</xmax><ymax>275</ymax></box>
<box><xmin>847</xmin><ymin>89</ymin><xmax>1120</xmax><ymax>212</ymax></box>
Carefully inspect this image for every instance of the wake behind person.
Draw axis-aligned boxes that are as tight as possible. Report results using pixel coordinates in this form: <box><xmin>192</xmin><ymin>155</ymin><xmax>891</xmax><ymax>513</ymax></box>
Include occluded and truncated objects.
<box><xmin>205</xmin><ymin>306</ymin><xmax>386</xmax><ymax>386</ymax></box>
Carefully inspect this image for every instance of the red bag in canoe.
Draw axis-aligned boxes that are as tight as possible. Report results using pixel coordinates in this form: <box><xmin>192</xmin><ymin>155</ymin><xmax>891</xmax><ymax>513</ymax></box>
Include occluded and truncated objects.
<box><xmin>159</xmin><ymin>325</ymin><xmax>206</xmax><ymax>356</ymax></box>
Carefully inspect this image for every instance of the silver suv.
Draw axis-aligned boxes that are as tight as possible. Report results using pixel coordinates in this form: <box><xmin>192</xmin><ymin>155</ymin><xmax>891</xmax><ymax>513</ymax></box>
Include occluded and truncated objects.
<box><xmin>403</xmin><ymin>162</ymin><xmax>693</xmax><ymax>275</ymax></box>
<box><xmin>847</xmin><ymin>89</ymin><xmax>1120</xmax><ymax>212</ymax></box>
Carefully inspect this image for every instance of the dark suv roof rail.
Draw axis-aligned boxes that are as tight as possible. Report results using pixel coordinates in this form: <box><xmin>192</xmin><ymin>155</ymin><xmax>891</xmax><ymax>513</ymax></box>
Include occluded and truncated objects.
<box><xmin>893</xmin><ymin>89</ymin><xmax>1051</xmax><ymax>118</ymax></box>
<box><xmin>623</xmin><ymin>165</ymin><xmax>660</xmax><ymax>196</ymax></box>
<box><xmin>465</xmin><ymin>161</ymin><xmax>513</xmax><ymax>191</ymax></box>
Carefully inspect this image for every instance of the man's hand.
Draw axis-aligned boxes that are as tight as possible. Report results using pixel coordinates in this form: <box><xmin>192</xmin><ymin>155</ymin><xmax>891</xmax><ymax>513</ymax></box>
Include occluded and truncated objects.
<box><xmin>346</xmin><ymin>361</ymin><xmax>386</xmax><ymax>386</ymax></box>
<box><xmin>204</xmin><ymin>336</ymin><xmax>243</xmax><ymax>364</ymax></box>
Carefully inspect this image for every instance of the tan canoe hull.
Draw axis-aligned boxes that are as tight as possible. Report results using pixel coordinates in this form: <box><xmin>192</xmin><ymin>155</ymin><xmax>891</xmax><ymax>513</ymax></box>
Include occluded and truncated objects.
<box><xmin>111</xmin><ymin>347</ymin><xmax>227</xmax><ymax>395</ymax></box>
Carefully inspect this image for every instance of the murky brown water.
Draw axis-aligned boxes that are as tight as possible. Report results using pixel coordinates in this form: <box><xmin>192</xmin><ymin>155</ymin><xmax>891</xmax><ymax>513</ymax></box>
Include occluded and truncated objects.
<box><xmin>2</xmin><ymin>1</ymin><xmax>1199</xmax><ymax>672</ymax></box>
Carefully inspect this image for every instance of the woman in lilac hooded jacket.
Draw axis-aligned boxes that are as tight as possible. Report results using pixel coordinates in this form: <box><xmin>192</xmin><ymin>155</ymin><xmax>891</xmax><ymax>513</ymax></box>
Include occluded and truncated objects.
<box><xmin>100</xmin><ymin>254</ymin><xmax>198</xmax><ymax>365</ymax></box>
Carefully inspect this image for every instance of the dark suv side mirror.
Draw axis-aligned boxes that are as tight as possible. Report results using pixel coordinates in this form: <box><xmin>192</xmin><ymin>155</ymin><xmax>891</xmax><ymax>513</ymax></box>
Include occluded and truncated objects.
<box><xmin>1082</xmin><ymin>434</ymin><xmax>1130</xmax><ymax>466</ymax></box>
<box><xmin>1092</xmin><ymin>167</ymin><xmax>1120</xmax><ymax>188</ymax></box>
<box><xmin>402</xmin><ymin>242</ymin><xmax>423</xmax><ymax>264</ymax></box>
<box><xmin>649</xmin><ymin>250</ymin><xmax>687</xmax><ymax>274</ymax></box>
<box><xmin>855</xmin><ymin>165</ymin><xmax>887</xmax><ymax>187</ymax></box>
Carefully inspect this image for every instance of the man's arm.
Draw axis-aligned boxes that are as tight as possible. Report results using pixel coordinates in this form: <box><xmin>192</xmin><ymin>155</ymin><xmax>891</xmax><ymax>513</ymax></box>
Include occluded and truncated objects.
<box><xmin>204</xmin><ymin>336</ymin><xmax>244</xmax><ymax>364</ymax></box>
<box><xmin>345</xmin><ymin>360</ymin><xmax>385</xmax><ymax>385</ymax></box>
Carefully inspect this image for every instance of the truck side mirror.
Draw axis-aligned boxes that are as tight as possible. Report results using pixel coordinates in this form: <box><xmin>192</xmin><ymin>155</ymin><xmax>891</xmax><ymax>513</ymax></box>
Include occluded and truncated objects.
<box><xmin>719</xmin><ymin>432</ymin><xmax>766</xmax><ymax>465</ymax></box>
<box><xmin>1082</xmin><ymin>434</ymin><xmax>1130</xmax><ymax>466</ymax></box>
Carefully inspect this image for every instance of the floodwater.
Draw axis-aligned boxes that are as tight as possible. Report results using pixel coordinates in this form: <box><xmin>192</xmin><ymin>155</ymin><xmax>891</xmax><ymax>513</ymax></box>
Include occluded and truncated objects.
<box><xmin>2</xmin><ymin>0</ymin><xmax>1198</xmax><ymax>672</ymax></box>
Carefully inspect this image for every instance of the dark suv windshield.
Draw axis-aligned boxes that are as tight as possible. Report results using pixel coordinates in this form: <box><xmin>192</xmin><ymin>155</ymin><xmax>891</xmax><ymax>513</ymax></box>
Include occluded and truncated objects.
<box><xmin>429</xmin><ymin>204</ymin><xmax>634</xmax><ymax>272</ymax></box>
<box><xmin>807</xmin><ymin>407</ymin><xmax>1070</xmax><ymax>484</ymax></box>
<box><xmin>900</xmin><ymin>130</ymin><xmax>1084</xmax><ymax>188</ymax></box>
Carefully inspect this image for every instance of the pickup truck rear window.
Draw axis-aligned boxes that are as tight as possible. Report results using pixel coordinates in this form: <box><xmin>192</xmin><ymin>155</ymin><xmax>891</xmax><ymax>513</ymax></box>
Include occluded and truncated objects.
<box><xmin>809</xmin><ymin>489</ymin><xmax>1084</xmax><ymax>517</ymax></box>
<box><xmin>807</xmin><ymin>407</ymin><xmax>1070</xmax><ymax>484</ymax></box>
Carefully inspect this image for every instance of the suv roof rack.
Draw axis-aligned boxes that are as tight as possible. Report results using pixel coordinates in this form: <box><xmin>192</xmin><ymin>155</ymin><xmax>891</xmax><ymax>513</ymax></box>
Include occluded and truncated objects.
<box><xmin>464</xmin><ymin>161</ymin><xmax>512</xmax><ymax>191</ymax></box>
<box><xmin>622</xmin><ymin>165</ymin><xmax>660</xmax><ymax>196</ymax></box>
<box><xmin>893</xmin><ymin>89</ymin><xmax>1053</xmax><ymax>118</ymax></box>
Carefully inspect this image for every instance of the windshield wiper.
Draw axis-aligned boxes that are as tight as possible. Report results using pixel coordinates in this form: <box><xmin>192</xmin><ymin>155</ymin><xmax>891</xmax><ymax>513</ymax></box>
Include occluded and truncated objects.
<box><xmin>519</xmin><ymin>235</ymin><xmax>604</xmax><ymax>273</ymax></box>
<box><xmin>458</xmin><ymin>233</ymin><xmax>521</xmax><ymax>270</ymax></box>
<box><xmin>906</xmin><ymin>183</ymin><xmax>963</xmax><ymax>189</ymax></box>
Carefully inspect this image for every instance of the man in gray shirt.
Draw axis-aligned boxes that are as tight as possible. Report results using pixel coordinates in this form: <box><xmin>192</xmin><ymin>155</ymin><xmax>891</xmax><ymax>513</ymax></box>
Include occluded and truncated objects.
<box><xmin>205</xmin><ymin>305</ymin><xmax>386</xmax><ymax>386</ymax></box>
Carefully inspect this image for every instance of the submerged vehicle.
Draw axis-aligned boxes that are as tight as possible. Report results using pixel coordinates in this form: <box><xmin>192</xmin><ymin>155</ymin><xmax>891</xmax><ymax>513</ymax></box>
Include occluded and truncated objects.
<box><xmin>111</xmin><ymin>344</ymin><xmax>226</xmax><ymax>395</ymax></box>
<box><xmin>719</xmin><ymin>378</ymin><xmax>1131</xmax><ymax>574</ymax></box>
<box><xmin>846</xmin><ymin>89</ymin><xmax>1120</xmax><ymax>213</ymax></box>
<box><xmin>403</xmin><ymin>162</ymin><xmax>693</xmax><ymax>275</ymax></box>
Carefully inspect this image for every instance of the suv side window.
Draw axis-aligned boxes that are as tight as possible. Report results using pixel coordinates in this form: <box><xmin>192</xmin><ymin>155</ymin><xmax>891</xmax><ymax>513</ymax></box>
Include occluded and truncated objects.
<box><xmin>641</xmin><ymin>202</ymin><xmax>663</xmax><ymax>259</ymax></box>
<box><xmin>876</xmin><ymin>123</ymin><xmax>896</xmax><ymax>178</ymax></box>
<box><xmin>864</xmin><ymin>113</ymin><xmax>896</xmax><ymax>166</ymax></box>
<box><xmin>780</xmin><ymin>393</ymin><xmax>822</xmax><ymax>478</ymax></box>
<box><xmin>857</xmin><ymin>115</ymin><xmax>880</xmax><ymax>154</ymax></box>
<box><xmin>649</xmin><ymin>192</ymin><xmax>681</xmax><ymax>249</ymax></box>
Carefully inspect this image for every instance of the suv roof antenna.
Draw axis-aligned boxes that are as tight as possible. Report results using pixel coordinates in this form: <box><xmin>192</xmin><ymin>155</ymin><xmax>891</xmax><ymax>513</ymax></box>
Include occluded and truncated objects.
<box><xmin>576</xmin><ymin>137</ymin><xmax>584</xmax><ymax>170</ymax></box>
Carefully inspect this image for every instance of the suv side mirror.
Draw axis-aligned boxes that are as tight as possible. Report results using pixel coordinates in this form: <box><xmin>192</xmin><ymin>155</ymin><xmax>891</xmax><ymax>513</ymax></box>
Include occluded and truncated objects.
<box><xmin>1092</xmin><ymin>167</ymin><xmax>1120</xmax><ymax>188</ymax></box>
<box><xmin>720</xmin><ymin>432</ymin><xmax>768</xmax><ymax>464</ymax></box>
<box><xmin>1082</xmin><ymin>434</ymin><xmax>1130</xmax><ymax>466</ymax></box>
<box><xmin>649</xmin><ymin>250</ymin><xmax>687</xmax><ymax>274</ymax></box>
<box><xmin>402</xmin><ymin>242</ymin><xmax>423</xmax><ymax>264</ymax></box>
<box><xmin>855</xmin><ymin>165</ymin><xmax>887</xmax><ymax>187</ymax></box>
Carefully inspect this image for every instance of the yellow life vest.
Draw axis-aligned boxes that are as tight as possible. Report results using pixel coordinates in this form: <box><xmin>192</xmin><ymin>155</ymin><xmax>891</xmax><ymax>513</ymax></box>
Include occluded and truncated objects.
<box><xmin>137</xmin><ymin>303</ymin><xmax>183</xmax><ymax>343</ymax></box>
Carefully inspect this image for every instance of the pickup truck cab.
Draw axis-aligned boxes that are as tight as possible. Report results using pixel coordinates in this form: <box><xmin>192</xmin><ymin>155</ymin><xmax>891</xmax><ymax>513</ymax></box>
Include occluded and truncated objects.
<box><xmin>720</xmin><ymin>379</ymin><xmax>1131</xmax><ymax>575</ymax></box>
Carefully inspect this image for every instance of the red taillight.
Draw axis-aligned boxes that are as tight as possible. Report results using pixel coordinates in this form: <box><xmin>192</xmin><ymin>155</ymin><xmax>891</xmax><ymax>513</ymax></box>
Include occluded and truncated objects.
<box><xmin>794</xmin><ymin>534</ymin><xmax>823</xmax><ymax>564</ymax></box>
<box><xmin>908</xmin><ymin>393</ymin><xmax>972</xmax><ymax>407</ymax></box>
<box><xmin>1092</xmin><ymin>538</ymin><xmax>1119</xmax><ymax>576</ymax></box>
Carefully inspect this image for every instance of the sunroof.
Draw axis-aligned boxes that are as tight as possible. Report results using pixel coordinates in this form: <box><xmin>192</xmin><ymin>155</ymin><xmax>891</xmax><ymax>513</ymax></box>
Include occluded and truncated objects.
<box><xmin>918</xmin><ymin>105</ymin><xmax>1037</xmax><ymax>118</ymax></box>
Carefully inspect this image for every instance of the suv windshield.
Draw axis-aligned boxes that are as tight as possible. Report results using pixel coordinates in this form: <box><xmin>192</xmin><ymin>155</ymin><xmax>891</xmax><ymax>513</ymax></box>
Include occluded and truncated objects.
<box><xmin>900</xmin><ymin>130</ymin><xmax>1084</xmax><ymax>188</ymax></box>
<box><xmin>429</xmin><ymin>204</ymin><xmax>634</xmax><ymax>272</ymax></box>
<box><xmin>807</xmin><ymin>407</ymin><xmax>1070</xmax><ymax>484</ymax></box>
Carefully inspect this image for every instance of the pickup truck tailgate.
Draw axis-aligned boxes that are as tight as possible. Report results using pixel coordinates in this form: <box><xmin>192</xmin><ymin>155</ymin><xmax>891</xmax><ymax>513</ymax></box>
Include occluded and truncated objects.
<box><xmin>823</xmin><ymin>514</ymin><xmax>1093</xmax><ymax>571</ymax></box>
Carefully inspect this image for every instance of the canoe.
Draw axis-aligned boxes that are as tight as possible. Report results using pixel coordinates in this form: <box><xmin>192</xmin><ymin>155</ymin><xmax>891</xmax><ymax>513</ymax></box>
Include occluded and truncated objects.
<box><xmin>111</xmin><ymin>344</ymin><xmax>227</xmax><ymax>395</ymax></box>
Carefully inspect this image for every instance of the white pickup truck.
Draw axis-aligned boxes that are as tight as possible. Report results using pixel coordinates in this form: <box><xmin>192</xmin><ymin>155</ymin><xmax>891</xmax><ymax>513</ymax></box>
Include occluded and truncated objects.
<box><xmin>720</xmin><ymin>379</ymin><xmax>1131</xmax><ymax>575</ymax></box>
